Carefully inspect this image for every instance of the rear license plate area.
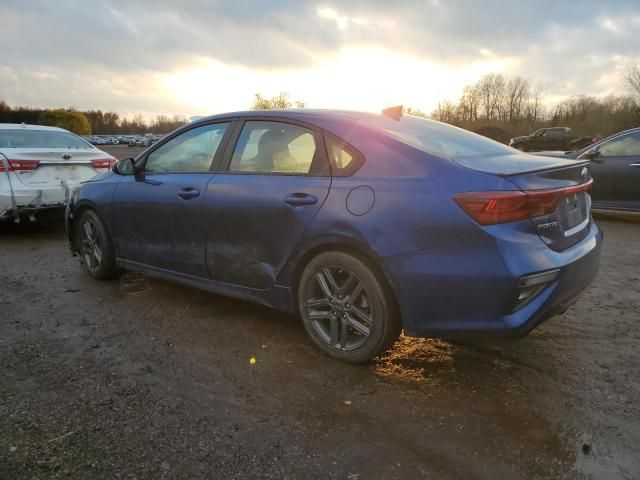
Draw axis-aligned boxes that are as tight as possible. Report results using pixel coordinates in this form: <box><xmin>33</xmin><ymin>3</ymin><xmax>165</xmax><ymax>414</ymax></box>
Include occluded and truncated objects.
<box><xmin>558</xmin><ymin>192</ymin><xmax>589</xmax><ymax>234</ymax></box>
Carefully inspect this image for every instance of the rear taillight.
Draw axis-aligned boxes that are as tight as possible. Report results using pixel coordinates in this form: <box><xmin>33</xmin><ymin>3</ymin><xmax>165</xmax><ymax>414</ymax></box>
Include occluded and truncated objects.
<box><xmin>0</xmin><ymin>159</ymin><xmax>41</xmax><ymax>172</ymax></box>
<box><xmin>91</xmin><ymin>158</ymin><xmax>116</xmax><ymax>169</ymax></box>
<box><xmin>454</xmin><ymin>180</ymin><xmax>593</xmax><ymax>225</ymax></box>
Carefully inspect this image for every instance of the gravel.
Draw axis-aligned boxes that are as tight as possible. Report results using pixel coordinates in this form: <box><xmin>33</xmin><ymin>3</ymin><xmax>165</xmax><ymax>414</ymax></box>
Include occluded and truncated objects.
<box><xmin>0</xmin><ymin>218</ymin><xmax>638</xmax><ymax>479</ymax></box>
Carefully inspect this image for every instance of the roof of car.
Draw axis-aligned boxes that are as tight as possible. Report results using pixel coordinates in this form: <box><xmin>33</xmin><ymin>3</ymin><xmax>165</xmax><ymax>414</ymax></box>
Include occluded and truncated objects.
<box><xmin>196</xmin><ymin>109</ymin><xmax>380</xmax><ymax>123</ymax></box>
<box><xmin>0</xmin><ymin>123</ymin><xmax>67</xmax><ymax>132</ymax></box>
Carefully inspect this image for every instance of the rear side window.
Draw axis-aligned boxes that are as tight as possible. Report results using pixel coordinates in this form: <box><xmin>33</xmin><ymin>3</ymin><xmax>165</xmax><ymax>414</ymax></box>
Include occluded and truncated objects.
<box><xmin>229</xmin><ymin>121</ymin><xmax>318</xmax><ymax>174</ymax></box>
<box><xmin>324</xmin><ymin>136</ymin><xmax>362</xmax><ymax>176</ymax></box>
<box><xmin>0</xmin><ymin>129</ymin><xmax>92</xmax><ymax>149</ymax></box>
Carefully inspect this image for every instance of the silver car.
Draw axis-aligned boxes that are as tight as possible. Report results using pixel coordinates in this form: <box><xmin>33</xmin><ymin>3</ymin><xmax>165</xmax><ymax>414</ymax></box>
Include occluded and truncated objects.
<box><xmin>0</xmin><ymin>123</ymin><xmax>116</xmax><ymax>222</ymax></box>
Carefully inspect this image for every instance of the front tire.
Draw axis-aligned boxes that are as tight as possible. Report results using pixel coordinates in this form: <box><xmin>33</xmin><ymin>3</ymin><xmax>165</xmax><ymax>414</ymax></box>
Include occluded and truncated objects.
<box><xmin>298</xmin><ymin>251</ymin><xmax>401</xmax><ymax>363</ymax></box>
<box><xmin>75</xmin><ymin>209</ymin><xmax>118</xmax><ymax>280</ymax></box>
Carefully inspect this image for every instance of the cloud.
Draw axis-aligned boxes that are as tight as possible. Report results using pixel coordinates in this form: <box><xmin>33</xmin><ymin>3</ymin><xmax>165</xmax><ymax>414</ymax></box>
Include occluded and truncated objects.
<box><xmin>0</xmin><ymin>0</ymin><xmax>639</xmax><ymax>115</ymax></box>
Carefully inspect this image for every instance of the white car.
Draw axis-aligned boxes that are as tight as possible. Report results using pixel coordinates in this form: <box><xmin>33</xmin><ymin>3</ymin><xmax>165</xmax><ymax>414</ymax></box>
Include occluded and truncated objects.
<box><xmin>0</xmin><ymin>123</ymin><xmax>116</xmax><ymax>222</ymax></box>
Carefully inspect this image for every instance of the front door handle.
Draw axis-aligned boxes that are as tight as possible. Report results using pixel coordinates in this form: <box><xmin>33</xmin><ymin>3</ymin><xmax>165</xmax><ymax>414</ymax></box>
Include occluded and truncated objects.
<box><xmin>284</xmin><ymin>192</ymin><xmax>318</xmax><ymax>206</ymax></box>
<box><xmin>177</xmin><ymin>187</ymin><xmax>200</xmax><ymax>200</ymax></box>
<box><xmin>629</xmin><ymin>163</ymin><xmax>640</xmax><ymax>168</ymax></box>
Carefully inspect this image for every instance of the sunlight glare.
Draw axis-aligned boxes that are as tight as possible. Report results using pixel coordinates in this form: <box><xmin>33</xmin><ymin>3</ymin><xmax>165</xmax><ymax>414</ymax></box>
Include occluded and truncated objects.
<box><xmin>163</xmin><ymin>47</ymin><xmax>516</xmax><ymax>116</ymax></box>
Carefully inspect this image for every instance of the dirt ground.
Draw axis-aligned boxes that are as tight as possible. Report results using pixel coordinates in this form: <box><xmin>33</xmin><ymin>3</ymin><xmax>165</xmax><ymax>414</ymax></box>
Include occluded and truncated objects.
<box><xmin>0</xmin><ymin>217</ymin><xmax>638</xmax><ymax>480</ymax></box>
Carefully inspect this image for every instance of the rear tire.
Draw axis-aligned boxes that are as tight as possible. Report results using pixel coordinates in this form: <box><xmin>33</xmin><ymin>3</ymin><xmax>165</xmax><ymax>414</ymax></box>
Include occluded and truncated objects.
<box><xmin>75</xmin><ymin>209</ymin><xmax>118</xmax><ymax>280</ymax></box>
<box><xmin>298</xmin><ymin>251</ymin><xmax>401</xmax><ymax>363</ymax></box>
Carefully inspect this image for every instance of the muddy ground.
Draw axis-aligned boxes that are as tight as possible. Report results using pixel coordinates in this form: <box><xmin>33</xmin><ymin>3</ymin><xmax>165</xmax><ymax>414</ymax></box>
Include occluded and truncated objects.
<box><xmin>0</xmin><ymin>217</ymin><xmax>638</xmax><ymax>480</ymax></box>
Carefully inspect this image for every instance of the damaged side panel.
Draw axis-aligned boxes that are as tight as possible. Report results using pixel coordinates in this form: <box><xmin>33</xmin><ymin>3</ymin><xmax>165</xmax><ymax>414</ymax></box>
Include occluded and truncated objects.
<box><xmin>202</xmin><ymin>174</ymin><xmax>331</xmax><ymax>290</ymax></box>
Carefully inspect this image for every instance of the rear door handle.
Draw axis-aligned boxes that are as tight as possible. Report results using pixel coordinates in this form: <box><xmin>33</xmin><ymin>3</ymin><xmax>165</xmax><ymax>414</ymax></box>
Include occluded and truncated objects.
<box><xmin>284</xmin><ymin>192</ymin><xmax>318</xmax><ymax>206</ymax></box>
<box><xmin>177</xmin><ymin>187</ymin><xmax>200</xmax><ymax>200</ymax></box>
<box><xmin>629</xmin><ymin>163</ymin><xmax>640</xmax><ymax>167</ymax></box>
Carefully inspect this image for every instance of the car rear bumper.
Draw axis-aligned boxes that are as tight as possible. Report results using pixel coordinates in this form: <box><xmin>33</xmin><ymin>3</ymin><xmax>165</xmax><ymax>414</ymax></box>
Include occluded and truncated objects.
<box><xmin>382</xmin><ymin>220</ymin><xmax>603</xmax><ymax>339</ymax></box>
<box><xmin>0</xmin><ymin>183</ymin><xmax>71</xmax><ymax>220</ymax></box>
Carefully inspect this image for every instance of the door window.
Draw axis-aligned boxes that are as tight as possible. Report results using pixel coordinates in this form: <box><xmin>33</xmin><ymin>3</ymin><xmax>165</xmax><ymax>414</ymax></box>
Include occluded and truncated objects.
<box><xmin>598</xmin><ymin>132</ymin><xmax>640</xmax><ymax>157</ymax></box>
<box><xmin>325</xmin><ymin>136</ymin><xmax>362</xmax><ymax>175</ymax></box>
<box><xmin>145</xmin><ymin>123</ymin><xmax>229</xmax><ymax>173</ymax></box>
<box><xmin>229</xmin><ymin>121</ymin><xmax>317</xmax><ymax>174</ymax></box>
<box><xmin>544</xmin><ymin>128</ymin><xmax>566</xmax><ymax>138</ymax></box>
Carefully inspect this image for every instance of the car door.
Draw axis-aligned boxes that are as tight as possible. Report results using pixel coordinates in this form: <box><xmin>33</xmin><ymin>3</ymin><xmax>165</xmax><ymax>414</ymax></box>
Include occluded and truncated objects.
<box><xmin>112</xmin><ymin>122</ymin><xmax>232</xmax><ymax>277</ymax></box>
<box><xmin>541</xmin><ymin>128</ymin><xmax>560</xmax><ymax>150</ymax></box>
<box><xmin>202</xmin><ymin>119</ymin><xmax>331</xmax><ymax>290</ymax></box>
<box><xmin>582</xmin><ymin>131</ymin><xmax>640</xmax><ymax>211</ymax></box>
<box><xmin>530</xmin><ymin>129</ymin><xmax>547</xmax><ymax>150</ymax></box>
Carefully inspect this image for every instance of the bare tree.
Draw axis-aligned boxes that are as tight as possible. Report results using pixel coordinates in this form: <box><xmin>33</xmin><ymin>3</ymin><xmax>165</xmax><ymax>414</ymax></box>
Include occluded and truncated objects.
<box><xmin>476</xmin><ymin>73</ymin><xmax>508</xmax><ymax>122</ymax></box>
<box><xmin>404</xmin><ymin>106</ymin><xmax>428</xmax><ymax>118</ymax></box>
<box><xmin>626</xmin><ymin>66</ymin><xmax>640</xmax><ymax>101</ymax></box>
<box><xmin>457</xmin><ymin>85</ymin><xmax>480</xmax><ymax>122</ymax></box>
<box><xmin>526</xmin><ymin>86</ymin><xmax>545</xmax><ymax>126</ymax></box>
<box><xmin>430</xmin><ymin>101</ymin><xmax>458</xmax><ymax>123</ymax></box>
<box><xmin>252</xmin><ymin>92</ymin><xmax>304</xmax><ymax>110</ymax></box>
<box><xmin>506</xmin><ymin>77</ymin><xmax>529</xmax><ymax>122</ymax></box>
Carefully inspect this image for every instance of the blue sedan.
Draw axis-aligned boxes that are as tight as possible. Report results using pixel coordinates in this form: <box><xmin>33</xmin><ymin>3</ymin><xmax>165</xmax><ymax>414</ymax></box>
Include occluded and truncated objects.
<box><xmin>66</xmin><ymin>109</ymin><xmax>602</xmax><ymax>362</ymax></box>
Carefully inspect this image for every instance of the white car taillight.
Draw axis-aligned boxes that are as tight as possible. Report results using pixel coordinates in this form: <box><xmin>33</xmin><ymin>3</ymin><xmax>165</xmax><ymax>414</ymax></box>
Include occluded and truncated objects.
<box><xmin>0</xmin><ymin>159</ymin><xmax>40</xmax><ymax>172</ymax></box>
<box><xmin>90</xmin><ymin>158</ymin><xmax>116</xmax><ymax>169</ymax></box>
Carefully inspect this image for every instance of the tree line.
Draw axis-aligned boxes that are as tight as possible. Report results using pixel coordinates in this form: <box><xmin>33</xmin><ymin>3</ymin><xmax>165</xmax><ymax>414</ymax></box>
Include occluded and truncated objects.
<box><xmin>0</xmin><ymin>101</ymin><xmax>187</xmax><ymax>135</ymax></box>
<box><xmin>2</xmin><ymin>67</ymin><xmax>638</xmax><ymax>140</ymax></box>
<box><xmin>427</xmin><ymin>70</ymin><xmax>640</xmax><ymax>141</ymax></box>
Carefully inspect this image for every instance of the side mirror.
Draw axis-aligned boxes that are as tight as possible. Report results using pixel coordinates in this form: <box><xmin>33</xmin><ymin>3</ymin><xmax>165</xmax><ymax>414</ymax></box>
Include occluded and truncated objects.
<box><xmin>112</xmin><ymin>157</ymin><xmax>137</xmax><ymax>175</ymax></box>
<box><xmin>582</xmin><ymin>148</ymin><xmax>603</xmax><ymax>163</ymax></box>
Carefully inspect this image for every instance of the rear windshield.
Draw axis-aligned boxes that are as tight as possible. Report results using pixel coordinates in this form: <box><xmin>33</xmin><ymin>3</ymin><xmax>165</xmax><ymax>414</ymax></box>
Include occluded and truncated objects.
<box><xmin>360</xmin><ymin>115</ymin><xmax>516</xmax><ymax>160</ymax></box>
<box><xmin>0</xmin><ymin>129</ymin><xmax>93</xmax><ymax>149</ymax></box>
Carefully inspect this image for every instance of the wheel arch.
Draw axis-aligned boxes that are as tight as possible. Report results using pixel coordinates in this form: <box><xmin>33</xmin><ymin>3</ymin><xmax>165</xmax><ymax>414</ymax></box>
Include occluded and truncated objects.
<box><xmin>288</xmin><ymin>239</ymin><xmax>402</xmax><ymax>322</ymax></box>
<box><xmin>68</xmin><ymin>200</ymin><xmax>116</xmax><ymax>255</ymax></box>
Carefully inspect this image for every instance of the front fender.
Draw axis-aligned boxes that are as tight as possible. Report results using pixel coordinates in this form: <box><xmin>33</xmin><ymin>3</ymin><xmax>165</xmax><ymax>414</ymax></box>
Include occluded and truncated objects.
<box><xmin>65</xmin><ymin>177</ymin><xmax>120</xmax><ymax>255</ymax></box>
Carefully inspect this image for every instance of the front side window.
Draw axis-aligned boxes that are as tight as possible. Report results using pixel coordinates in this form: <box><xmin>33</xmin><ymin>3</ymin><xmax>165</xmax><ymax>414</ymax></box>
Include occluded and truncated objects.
<box><xmin>544</xmin><ymin>128</ymin><xmax>565</xmax><ymax>138</ymax></box>
<box><xmin>145</xmin><ymin>123</ymin><xmax>229</xmax><ymax>173</ymax></box>
<box><xmin>229</xmin><ymin>121</ymin><xmax>317</xmax><ymax>174</ymax></box>
<box><xmin>598</xmin><ymin>132</ymin><xmax>640</xmax><ymax>157</ymax></box>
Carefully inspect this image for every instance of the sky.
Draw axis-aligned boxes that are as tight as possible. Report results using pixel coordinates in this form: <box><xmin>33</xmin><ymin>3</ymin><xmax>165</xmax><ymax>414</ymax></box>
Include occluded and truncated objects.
<box><xmin>1</xmin><ymin>0</ymin><xmax>639</xmax><ymax>119</ymax></box>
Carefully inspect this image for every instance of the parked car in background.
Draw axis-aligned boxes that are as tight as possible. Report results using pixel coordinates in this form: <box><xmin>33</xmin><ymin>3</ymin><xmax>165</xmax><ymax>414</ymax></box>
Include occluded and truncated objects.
<box><xmin>0</xmin><ymin>124</ymin><xmax>116</xmax><ymax>222</ymax></box>
<box><xmin>532</xmin><ymin>127</ymin><xmax>640</xmax><ymax>213</ymax></box>
<box><xmin>509</xmin><ymin>127</ymin><xmax>596</xmax><ymax>152</ymax></box>
<box><xmin>66</xmin><ymin>109</ymin><xmax>601</xmax><ymax>362</ymax></box>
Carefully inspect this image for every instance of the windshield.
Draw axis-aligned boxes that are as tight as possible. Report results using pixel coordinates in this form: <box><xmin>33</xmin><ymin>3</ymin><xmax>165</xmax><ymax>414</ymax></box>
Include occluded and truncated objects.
<box><xmin>0</xmin><ymin>129</ymin><xmax>94</xmax><ymax>149</ymax></box>
<box><xmin>360</xmin><ymin>115</ymin><xmax>516</xmax><ymax>159</ymax></box>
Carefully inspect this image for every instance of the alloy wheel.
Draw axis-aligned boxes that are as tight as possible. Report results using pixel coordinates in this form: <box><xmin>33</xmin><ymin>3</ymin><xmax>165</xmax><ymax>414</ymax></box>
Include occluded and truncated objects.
<box><xmin>80</xmin><ymin>218</ymin><xmax>103</xmax><ymax>273</ymax></box>
<box><xmin>305</xmin><ymin>266</ymin><xmax>374</xmax><ymax>351</ymax></box>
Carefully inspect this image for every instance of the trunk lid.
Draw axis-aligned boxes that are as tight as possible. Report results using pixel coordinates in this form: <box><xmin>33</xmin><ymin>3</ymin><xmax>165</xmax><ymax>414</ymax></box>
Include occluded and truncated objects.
<box><xmin>3</xmin><ymin>148</ymin><xmax>114</xmax><ymax>187</ymax></box>
<box><xmin>504</xmin><ymin>160</ymin><xmax>593</xmax><ymax>251</ymax></box>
